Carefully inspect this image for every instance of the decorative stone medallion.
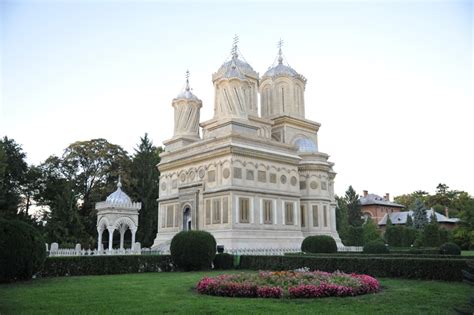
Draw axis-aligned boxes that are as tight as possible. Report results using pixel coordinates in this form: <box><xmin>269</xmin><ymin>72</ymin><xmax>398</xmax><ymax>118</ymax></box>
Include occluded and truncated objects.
<box><xmin>280</xmin><ymin>175</ymin><xmax>287</xmax><ymax>184</ymax></box>
<box><xmin>290</xmin><ymin>176</ymin><xmax>297</xmax><ymax>186</ymax></box>
<box><xmin>189</xmin><ymin>171</ymin><xmax>195</xmax><ymax>181</ymax></box>
<box><xmin>310</xmin><ymin>181</ymin><xmax>318</xmax><ymax>189</ymax></box>
<box><xmin>161</xmin><ymin>182</ymin><xmax>167</xmax><ymax>191</ymax></box>
<box><xmin>198</xmin><ymin>168</ymin><xmax>205</xmax><ymax>179</ymax></box>
<box><xmin>223</xmin><ymin>168</ymin><xmax>230</xmax><ymax>179</ymax></box>
<box><xmin>180</xmin><ymin>173</ymin><xmax>186</xmax><ymax>182</ymax></box>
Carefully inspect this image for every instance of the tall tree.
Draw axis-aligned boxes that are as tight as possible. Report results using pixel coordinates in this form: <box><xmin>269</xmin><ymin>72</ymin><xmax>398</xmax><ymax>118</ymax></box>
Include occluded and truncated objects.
<box><xmin>62</xmin><ymin>139</ymin><xmax>131</xmax><ymax>240</ymax></box>
<box><xmin>130</xmin><ymin>134</ymin><xmax>162</xmax><ymax>247</ymax></box>
<box><xmin>413</xmin><ymin>198</ymin><xmax>428</xmax><ymax>229</ymax></box>
<box><xmin>345</xmin><ymin>186</ymin><xmax>363</xmax><ymax>227</ymax></box>
<box><xmin>0</xmin><ymin>136</ymin><xmax>28</xmax><ymax>218</ymax></box>
<box><xmin>36</xmin><ymin>139</ymin><xmax>131</xmax><ymax>246</ymax></box>
<box><xmin>335</xmin><ymin>195</ymin><xmax>349</xmax><ymax>241</ymax></box>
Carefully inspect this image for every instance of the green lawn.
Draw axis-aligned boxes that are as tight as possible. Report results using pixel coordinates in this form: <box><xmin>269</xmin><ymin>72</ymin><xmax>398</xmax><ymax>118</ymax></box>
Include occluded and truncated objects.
<box><xmin>0</xmin><ymin>271</ymin><xmax>471</xmax><ymax>314</ymax></box>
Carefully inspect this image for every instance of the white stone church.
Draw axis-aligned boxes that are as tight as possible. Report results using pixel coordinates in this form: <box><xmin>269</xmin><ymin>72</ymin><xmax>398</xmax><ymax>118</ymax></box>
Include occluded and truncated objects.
<box><xmin>152</xmin><ymin>40</ymin><xmax>341</xmax><ymax>251</ymax></box>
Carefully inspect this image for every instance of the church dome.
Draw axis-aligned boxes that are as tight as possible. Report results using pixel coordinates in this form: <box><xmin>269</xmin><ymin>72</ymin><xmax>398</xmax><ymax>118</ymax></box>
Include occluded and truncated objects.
<box><xmin>106</xmin><ymin>179</ymin><xmax>132</xmax><ymax>204</ymax></box>
<box><xmin>295</xmin><ymin>138</ymin><xmax>318</xmax><ymax>153</ymax></box>
<box><xmin>212</xmin><ymin>38</ymin><xmax>258</xmax><ymax>82</ymax></box>
<box><xmin>215</xmin><ymin>57</ymin><xmax>258</xmax><ymax>80</ymax></box>
<box><xmin>263</xmin><ymin>63</ymin><xmax>299</xmax><ymax>78</ymax></box>
<box><xmin>262</xmin><ymin>42</ymin><xmax>306</xmax><ymax>83</ymax></box>
<box><xmin>174</xmin><ymin>70</ymin><xmax>200</xmax><ymax>101</ymax></box>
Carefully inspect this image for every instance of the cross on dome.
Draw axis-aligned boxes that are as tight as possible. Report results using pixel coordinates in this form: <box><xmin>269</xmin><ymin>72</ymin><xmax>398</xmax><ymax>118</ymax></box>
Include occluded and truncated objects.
<box><xmin>231</xmin><ymin>34</ymin><xmax>239</xmax><ymax>59</ymax></box>
<box><xmin>277</xmin><ymin>38</ymin><xmax>284</xmax><ymax>64</ymax></box>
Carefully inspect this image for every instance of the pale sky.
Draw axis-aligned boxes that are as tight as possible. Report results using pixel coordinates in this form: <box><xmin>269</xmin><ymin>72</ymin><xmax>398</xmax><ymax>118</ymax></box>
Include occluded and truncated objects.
<box><xmin>1</xmin><ymin>0</ymin><xmax>473</xmax><ymax>197</ymax></box>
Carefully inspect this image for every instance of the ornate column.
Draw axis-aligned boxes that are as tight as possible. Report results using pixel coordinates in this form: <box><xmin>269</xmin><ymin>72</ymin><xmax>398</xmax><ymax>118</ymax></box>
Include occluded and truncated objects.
<box><xmin>97</xmin><ymin>229</ymin><xmax>103</xmax><ymax>251</ymax></box>
<box><xmin>108</xmin><ymin>227</ymin><xmax>115</xmax><ymax>251</ymax></box>
<box><xmin>131</xmin><ymin>228</ymin><xmax>137</xmax><ymax>250</ymax></box>
<box><xmin>119</xmin><ymin>228</ymin><xmax>125</xmax><ymax>250</ymax></box>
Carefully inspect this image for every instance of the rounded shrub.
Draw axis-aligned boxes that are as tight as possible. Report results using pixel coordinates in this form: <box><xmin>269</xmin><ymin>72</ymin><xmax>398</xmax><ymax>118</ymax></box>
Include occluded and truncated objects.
<box><xmin>301</xmin><ymin>235</ymin><xmax>337</xmax><ymax>253</ymax></box>
<box><xmin>170</xmin><ymin>230</ymin><xmax>217</xmax><ymax>271</ymax></box>
<box><xmin>363</xmin><ymin>240</ymin><xmax>389</xmax><ymax>254</ymax></box>
<box><xmin>439</xmin><ymin>242</ymin><xmax>461</xmax><ymax>256</ymax></box>
<box><xmin>0</xmin><ymin>219</ymin><xmax>46</xmax><ymax>283</ymax></box>
<box><xmin>213</xmin><ymin>253</ymin><xmax>234</xmax><ymax>270</ymax></box>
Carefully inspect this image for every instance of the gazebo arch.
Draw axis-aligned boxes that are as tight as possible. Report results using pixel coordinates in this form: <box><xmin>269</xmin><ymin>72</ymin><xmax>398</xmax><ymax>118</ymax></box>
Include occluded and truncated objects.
<box><xmin>95</xmin><ymin>177</ymin><xmax>141</xmax><ymax>253</ymax></box>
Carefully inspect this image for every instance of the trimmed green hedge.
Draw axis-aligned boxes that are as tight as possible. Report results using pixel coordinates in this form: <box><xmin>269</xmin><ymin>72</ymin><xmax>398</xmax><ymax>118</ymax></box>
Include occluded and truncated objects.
<box><xmin>213</xmin><ymin>253</ymin><xmax>234</xmax><ymax>270</ymax></box>
<box><xmin>170</xmin><ymin>231</ymin><xmax>216</xmax><ymax>271</ymax></box>
<box><xmin>301</xmin><ymin>235</ymin><xmax>337</xmax><ymax>253</ymax></box>
<box><xmin>40</xmin><ymin>255</ymin><xmax>173</xmax><ymax>277</ymax></box>
<box><xmin>239</xmin><ymin>255</ymin><xmax>469</xmax><ymax>281</ymax></box>
<box><xmin>285</xmin><ymin>252</ymin><xmax>471</xmax><ymax>259</ymax></box>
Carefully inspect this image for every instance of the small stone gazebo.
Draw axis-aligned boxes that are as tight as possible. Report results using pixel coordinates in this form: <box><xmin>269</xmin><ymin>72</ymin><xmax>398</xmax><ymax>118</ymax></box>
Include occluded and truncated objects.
<box><xmin>95</xmin><ymin>178</ymin><xmax>141</xmax><ymax>252</ymax></box>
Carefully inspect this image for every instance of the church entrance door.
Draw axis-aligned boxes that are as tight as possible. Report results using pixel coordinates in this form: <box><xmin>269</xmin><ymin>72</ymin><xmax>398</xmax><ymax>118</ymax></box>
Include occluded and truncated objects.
<box><xmin>183</xmin><ymin>206</ymin><xmax>192</xmax><ymax>231</ymax></box>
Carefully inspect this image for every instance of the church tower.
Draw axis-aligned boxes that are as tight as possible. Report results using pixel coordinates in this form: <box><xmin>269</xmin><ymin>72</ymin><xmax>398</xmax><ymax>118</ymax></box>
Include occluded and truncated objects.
<box><xmin>260</xmin><ymin>40</ymin><xmax>307</xmax><ymax>119</ymax></box>
<box><xmin>164</xmin><ymin>71</ymin><xmax>202</xmax><ymax>151</ymax></box>
<box><xmin>211</xmin><ymin>36</ymin><xmax>259</xmax><ymax>119</ymax></box>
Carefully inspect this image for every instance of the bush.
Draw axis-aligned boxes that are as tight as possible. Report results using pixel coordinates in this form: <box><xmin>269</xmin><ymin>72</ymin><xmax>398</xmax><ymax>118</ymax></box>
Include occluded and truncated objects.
<box><xmin>239</xmin><ymin>255</ymin><xmax>469</xmax><ymax>281</ymax></box>
<box><xmin>363</xmin><ymin>241</ymin><xmax>389</xmax><ymax>254</ymax></box>
<box><xmin>40</xmin><ymin>255</ymin><xmax>173</xmax><ymax>277</ymax></box>
<box><xmin>362</xmin><ymin>220</ymin><xmax>382</xmax><ymax>244</ymax></box>
<box><xmin>213</xmin><ymin>253</ymin><xmax>234</xmax><ymax>270</ymax></box>
<box><xmin>301</xmin><ymin>235</ymin><xmax>337</xmax><ymax>254</ymax></box>
<box><xmin>439</xmin><ymin>242</ymin><xmax>461</xmax><ymax>256</ymax></box>
<box><xmin>0</xmin><ymin>219</ymin><xmax>46</xmax><ymax>283</ymax></box>
<box><xmin>421</xmin><ymin>224</ymin><xmax>442</xmax><ymax>247</ymax></box>
<box><xmin>345</xmin><ymin>227</ymin><xmax>365</xmax><ymax>246</ymax></box>
<box><xmin>401</xmin><ymin>228</ymin><xmax>418</xmax><ymax>247</ymax></box>
<box><xmin>170</xmin><ymin>231</ymin><xmax>216</xmax><ymax>271</ymax></box>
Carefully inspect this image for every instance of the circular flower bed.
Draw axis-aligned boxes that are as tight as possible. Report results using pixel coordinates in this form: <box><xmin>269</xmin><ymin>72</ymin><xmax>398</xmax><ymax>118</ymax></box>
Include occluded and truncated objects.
<box><xmin>197</xmin><ymin>270</ymin><xmax>380</xmax><ymax>299</ymax></box>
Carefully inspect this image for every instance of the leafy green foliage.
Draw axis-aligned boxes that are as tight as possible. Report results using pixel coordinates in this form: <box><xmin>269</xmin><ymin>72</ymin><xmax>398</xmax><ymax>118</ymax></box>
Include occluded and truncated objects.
<box><xmin>40</xmin><ymin>255</ymin><xmax>173</xmax><ymax>277</ymax></box>
<box><xmin>439</xmin><ymin>242</ymin><xmax>461</xmax><ymax>256</ymax></box>
<box><xmin>213</xmin><ymin>253</ymin><xmax>234</xmax><ymax>270</ymax></box>
<box><xmin>335</xmin><ymin>195</ymin><xmax>349</xmax><ymax>241</ymax></box>
<box><xmin>405</xmin><ymin>214</ymin><xmax>413</xmax><ymax>227</ymax></box>
<box><xmin>421</xmin><ymin>224</ymin><xmax>442</xmax><ymax>247</ymax></box>
<box><xmin>346</xmin><ymin>186</ymin><xmax>363</xmax><ymax>227</ymax></box>
<box><xmin>363</xmin><ymin>240</ymin><xmax>389</xmax><ymax>254</ymax></box>
<box><xmin>363</xmin><ymin>219</ymin><xmax>382</xmax><ymax>244</ymax></box>
<box><xmin>170</xmin><ymin>231</ymin><xmax>217</xmax><ymax>271</ymax></box>
<box><xmin>0</xmin><ymin>137</ymin><xmax>28</xmax><ymax>218</ymax></box>
<box><xmin>301</xmin><ymin>235</ymin><xmax>337</xmax><ymax>253</ymax></box>
<box><xmin>413</xmin><ymin>199</ymin><xmax>428</xmax><ymax>229</ymax></box>
<box><xmin>0</xmin><ymin>219</ymin><xmax>46</xmax><ymax>282</ymax></box>
<box><xmin>130</xmin><ymin>134</ymin><xmax>161</xmax><ymax>247</ymax></box>
<box><xmin>345</xmin><ymin>226</ymin><xmax>364</xmax><ymax>246</ymax></box>
<box><xmin>385</xmin><ymin>226</ymin><xmax>418</xmax><ymax>247</ymax></box>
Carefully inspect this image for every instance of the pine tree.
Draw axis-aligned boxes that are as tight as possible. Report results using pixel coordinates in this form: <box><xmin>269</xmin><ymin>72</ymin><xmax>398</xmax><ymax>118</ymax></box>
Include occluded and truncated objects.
<box><xmin>335</xmin><ymin>195</ymin><xmax>349</xmax><ymax>241</ymax></box>
<box><xmin>413</xmin><ymin>198</ymin><xmax>428</xmax><ymax>229</ymax></box>
<box><xmin>130</xmin><ymin>134</ymin><xmax>162</xmax><ymax>248</ymax></box>
<box><xmin>405</xmin><ymin>214</ymin><xmax>413</xmax><ymax>227</ymax></box>
<box><xmin>346</xmin><ymin>186</ymin><xmax>363</xmax><ymax>227</ymax></box>
<box><xmin>386</xmin><ymin>214</ymin><xmax>393</xmax><ymax>227</ymax></box>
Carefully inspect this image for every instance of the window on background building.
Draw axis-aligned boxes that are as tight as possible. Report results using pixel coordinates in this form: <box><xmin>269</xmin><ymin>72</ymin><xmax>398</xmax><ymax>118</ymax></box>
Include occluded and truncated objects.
<box><xmin>258</xmin><ymin>170</ymin><xmax>266</xmax><ymax>183</ymax></box>
<box><xmin>312</xmin><ymin>205</ymin><xmax>319</xmax><ymax>227</ymax></box>
<box><xmin>239</xmin><ymin>198</ymin><xmax>250</xmax><ymax>223</ymax></box>
<box><xmin>270</xmin><ymin>173</ymin><xmax>277</xmax><ymax>183</ymax></box>
<box><xmin>323</xmin><ymin>205</ymin><xmax>328</xmax><ymax>227</ymax></box>
<box><xmin>263</xmin><ymin>200</ymin><xmax>273</xmax><ymax>224</ymax></box>
<box><xmin>233</xmin><ymin>167</ymin><xmax>242</xmax><ymax>179</ymax></box>
<box><xmin>205</xmin><ymin>200</ymin><xmax>211</xmax><ymax>225</ymax></box>
<box><xmin>167</xmin><ymin>205</ymin><xmax>174</xmax><ymax>227</ymax></box>
<box><xmin>208</xmin><ymin>170</ymin><xmax>216</xmax><ymax>182</ymax></box>
<box><xmin>213</xmin><ymin>199</ymin><xmax>221</xmax><ymax>224</ymax></box>
<box><xmin>285</xmin><ymin>202</ymin><xmax>294</xmax><ymax>225</ymax></box>
<box><xmin>300</xmin><ymin>205</ymin><xmax>306</xmax><ymax>227</ymax></box>
<box><xmin>246</xmin><ymin>170</ymin><xmax>254</xmax><ymax>181</ymax></box>
<box><xmin>222</xmin><ymin>197</ymin><xmax>229</xmax><ymax>224</ymax></box>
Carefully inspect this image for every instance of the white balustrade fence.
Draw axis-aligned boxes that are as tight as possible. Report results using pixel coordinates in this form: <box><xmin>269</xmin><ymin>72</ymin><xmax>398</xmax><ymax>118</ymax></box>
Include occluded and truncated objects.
<box><xmin>46</xmin><ymin>243</ymin><xmax>362</xmax><ymax>257</ymax></box>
